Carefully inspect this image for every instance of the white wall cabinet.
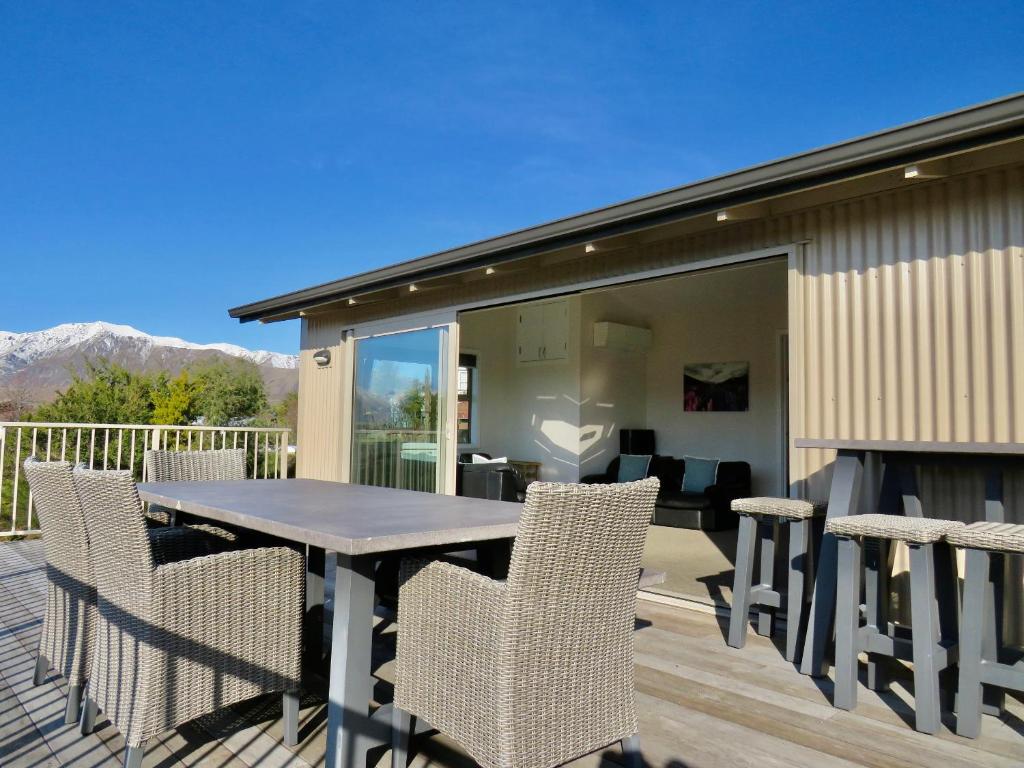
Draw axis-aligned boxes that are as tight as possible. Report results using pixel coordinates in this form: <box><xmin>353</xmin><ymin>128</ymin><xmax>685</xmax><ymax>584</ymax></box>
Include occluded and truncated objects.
<box><xmin>516</xmin><ymin>300</ymin><xmax>569</xmax><ymax>362</ymax></box>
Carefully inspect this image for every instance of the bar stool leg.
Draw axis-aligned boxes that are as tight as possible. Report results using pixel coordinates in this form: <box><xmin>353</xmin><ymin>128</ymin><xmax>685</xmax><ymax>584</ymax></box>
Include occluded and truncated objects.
<box><xmin>757</xmin><ymin>519</ymin><xmax>778</xmax><ymax>637</ymax></box>
<box><xmin>956</xmin><ymin>548</ymin><xmax>988</xmax><ymax>738</ymax></box>
<box><xmin>982</xmin><ymin>551</ymin><xmax>1006</xmax><ymax>716</ymax></box>
<box><xmin>786</xmin><ymin>519</ymin><xmax>809</xmax><ymax>663</ymax></box>
<box><xmin>728</xmin><ymin>514</ymin><xmax>757</xmax><ymax>649</ymax></box>
<box><xmin>833</xmin><ymin>535</ymin><xmax>861</xmax><ymax>711</ymax></box>
<box><xmin>908</xmin><ymin>543</ymin><xmax>941</xmax><ymax>734</ymax></box>
<box><xmin>863</xmin><ymin>538</ymin><xmax>890</xmax><ymax>692</ymax></box>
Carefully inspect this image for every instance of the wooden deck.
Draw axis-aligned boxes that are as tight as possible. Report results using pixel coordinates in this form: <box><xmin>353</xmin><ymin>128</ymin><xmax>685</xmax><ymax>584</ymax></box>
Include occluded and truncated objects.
<box><xmin>1</xmin><ymin>539</ymin><xmax>1021</xmax><ymax>768</ymax></box>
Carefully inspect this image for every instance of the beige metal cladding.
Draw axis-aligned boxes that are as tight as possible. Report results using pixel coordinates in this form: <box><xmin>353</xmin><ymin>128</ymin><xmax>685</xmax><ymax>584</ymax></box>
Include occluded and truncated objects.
<box><xmin>296</xmin><ymin>316</ymin><xmax>348</xmax><ymax>481</ymax></box>
<box><xmin>791</xmin><ymin>164</ymin><xmax>1024</xmax><ymax>516</ymax></box>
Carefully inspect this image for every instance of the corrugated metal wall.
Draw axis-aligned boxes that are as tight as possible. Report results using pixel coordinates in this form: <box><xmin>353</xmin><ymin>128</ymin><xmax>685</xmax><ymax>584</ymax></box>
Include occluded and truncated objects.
<box><xmin>296</xmin><ymin>316</ymin><xmax>347</xmax><ymax>481</ymax></box>
<box><xmin>791</xmin><ymin>164</ymin><xmax>1024</xmax><ymax>505</ymax></box>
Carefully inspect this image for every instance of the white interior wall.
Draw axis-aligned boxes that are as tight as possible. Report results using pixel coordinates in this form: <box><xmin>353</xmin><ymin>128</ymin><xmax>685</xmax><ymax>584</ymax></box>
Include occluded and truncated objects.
<box><xmin>578</xmin><ymin>291</ymin><xmax>649</xmax><ymax>477</ymax></box>
<box><xmin>459</xmin><ymin>259</ymin><xmax>787</xmax><ymax>492</ymax></box>
<box><xmin>640</xmin><ymin>259</ymin><xmax>788</xmax><ymax>495</ymax></box>
<box><xmin>458</xmin><ymin>298</ymin><xmax>582</xmax><ymax>482</ymax></box>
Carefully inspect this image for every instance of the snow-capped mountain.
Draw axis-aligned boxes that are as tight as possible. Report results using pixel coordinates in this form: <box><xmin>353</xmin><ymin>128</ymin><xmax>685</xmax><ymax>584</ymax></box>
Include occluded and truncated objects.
<box><xmin>0</xmin><ymin>322</ymin><xmax>298</xmax><ymax>405</ymax></box>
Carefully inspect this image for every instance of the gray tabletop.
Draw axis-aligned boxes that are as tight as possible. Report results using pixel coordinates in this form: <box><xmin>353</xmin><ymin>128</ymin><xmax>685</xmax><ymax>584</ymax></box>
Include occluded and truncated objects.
<box><xmin>137</xmin><ymin>479</ymin><xmax>521</xmax><ymax>556</ymax></box>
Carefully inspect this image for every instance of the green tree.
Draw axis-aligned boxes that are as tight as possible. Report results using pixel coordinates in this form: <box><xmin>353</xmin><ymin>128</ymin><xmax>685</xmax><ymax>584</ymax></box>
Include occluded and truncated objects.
<box><xmin>273</xmin><ymin>391</ymin><xmax>298</xmax><ymax>437</ymax></box>
<box><xmin>151</xmin><ymin>370</ymin><xmax>201</xmax><ymax>425</ymax></box>
<box><xmin>192</xmin><ymin>359</ymin><xmax>268</xmax><ymax>426</ymax></box>
<box><xmin>32</xmin><ymin>359</ymin><xmax>161</xmax><ymax>425</ymax></box>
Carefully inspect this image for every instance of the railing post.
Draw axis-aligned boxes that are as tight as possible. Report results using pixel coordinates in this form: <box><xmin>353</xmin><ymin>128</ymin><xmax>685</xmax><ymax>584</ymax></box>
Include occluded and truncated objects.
<box><xmin>278</xmin><ymin>431</ymin><xmax>289</xmax><ymax>478</ymax></box>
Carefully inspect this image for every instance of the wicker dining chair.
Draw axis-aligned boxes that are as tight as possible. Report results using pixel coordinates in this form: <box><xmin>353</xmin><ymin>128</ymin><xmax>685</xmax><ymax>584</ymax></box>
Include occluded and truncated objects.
<box><xmin>23</xmin><ymin>458</ymin><xmax>242</xmax><ymax>728</ymax></box>
<box><xmin>73</xmin><ymin>467</ymin><xmax>303</xmax><ymax>768</ymax></box>
<box><xmin>143</xmin><ymin>448</ymin><xmax>247</xmax><ymax>525</ymax></box>
<box><xmin>392</xmin><ymin>477</ymin><xmax>661</xmax><ymax>768</ymax></box>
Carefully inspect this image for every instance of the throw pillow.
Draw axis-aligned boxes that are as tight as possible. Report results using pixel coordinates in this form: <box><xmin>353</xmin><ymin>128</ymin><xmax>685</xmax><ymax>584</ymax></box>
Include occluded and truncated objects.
<box><xmin>473</xmin><ymin>454</ymin><xmax>508</xmax><ymax>464</ymax></box>
<box><xmin>682</xmin><ymin>456</ymin><xmax>719</xmax><ymax>493</ymax></box>
<box><xmin>617</xmin><ymin>454</ymin><xmax>652</xmax><ymax>482</ymax></box>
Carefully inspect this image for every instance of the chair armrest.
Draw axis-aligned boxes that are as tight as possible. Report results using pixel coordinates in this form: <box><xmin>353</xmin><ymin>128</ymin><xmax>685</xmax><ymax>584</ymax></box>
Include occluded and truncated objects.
<box><xmin>147</xmin><ymin>525</ymin><xmax>236</xmax><ymax>565</ymax></box>
<box><xmin>394</xmin><ymin>560</ymin><xmax>506</xmax><ymax>725</ymax></box>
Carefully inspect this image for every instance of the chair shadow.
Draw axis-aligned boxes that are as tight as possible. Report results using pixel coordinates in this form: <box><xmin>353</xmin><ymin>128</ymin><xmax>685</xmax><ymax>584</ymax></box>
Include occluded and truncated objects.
<box><xmin>597</xmin><ymin>748</ymin><xmax>692</xmax><ymax>768</ymax></box>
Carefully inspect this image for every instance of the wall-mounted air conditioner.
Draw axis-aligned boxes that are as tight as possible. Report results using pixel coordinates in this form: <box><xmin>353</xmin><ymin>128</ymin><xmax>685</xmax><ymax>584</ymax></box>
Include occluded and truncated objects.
<box><xmin>592</xmin><ymin>321</ymin><xmax>652</xmax><ymax>352</ymax></box>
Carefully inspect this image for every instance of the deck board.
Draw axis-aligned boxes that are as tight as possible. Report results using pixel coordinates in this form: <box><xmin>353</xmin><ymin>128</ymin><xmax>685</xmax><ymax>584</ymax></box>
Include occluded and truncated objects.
<box><xmin>1</xmin><ymin>539</ymin><xmax>1020</xmax><ymax>767</ymax></box>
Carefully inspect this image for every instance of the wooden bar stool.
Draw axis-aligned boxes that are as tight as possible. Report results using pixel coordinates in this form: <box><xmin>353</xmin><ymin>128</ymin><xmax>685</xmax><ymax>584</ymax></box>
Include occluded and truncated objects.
<box><xmin>827</xmin><ymin>514</ymin><xmax>964</xmax><ymax>734</ymax></box>
<box><xmin>728</xmin><ymin>497</ymin><xmax>826</xmax><ymax>662</ymax></box>
<box><xmin>946</xmin><ymin>522</ymin><xmax>1024</xmax><ymax>739</ymax></box>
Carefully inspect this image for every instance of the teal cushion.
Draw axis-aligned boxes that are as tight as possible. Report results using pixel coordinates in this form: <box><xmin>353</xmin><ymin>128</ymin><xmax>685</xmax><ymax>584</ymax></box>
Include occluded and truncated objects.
<box><xmin>682</xmin><ymin>456</ymin><xmax>719</xmax><ymax>493</ymax></box>
<box><xmin>617</xmin><ymin>454</ymin><xmax>652</xmax><ymax>482</ymax></box>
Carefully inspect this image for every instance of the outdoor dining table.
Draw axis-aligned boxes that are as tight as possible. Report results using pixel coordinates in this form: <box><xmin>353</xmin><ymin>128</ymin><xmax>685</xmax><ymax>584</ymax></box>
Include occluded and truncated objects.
<box><xmin>795</xmin><ymin>438</ymin><xmax>1024</xmax><ymax>713</ymax></box>
<box><xmin>137</xmin><ymin>478</ymin><xmax>521</xmax><ymax>768</ymax></box>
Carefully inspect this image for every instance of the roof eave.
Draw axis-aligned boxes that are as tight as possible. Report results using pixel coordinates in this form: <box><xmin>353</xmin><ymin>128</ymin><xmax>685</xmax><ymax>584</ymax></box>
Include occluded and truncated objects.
<box><xmin>230</xmin><ymin>92</ymin><xmax>1024</xmax><ymax>323</ymax></box>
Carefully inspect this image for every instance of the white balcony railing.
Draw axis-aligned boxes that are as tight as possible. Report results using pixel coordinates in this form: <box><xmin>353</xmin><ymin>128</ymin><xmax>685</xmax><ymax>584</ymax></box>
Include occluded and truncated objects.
<box><xmin>0</xmin><ymin>421</ymin><xmax>290</xmax><ymax>538</ymax></box>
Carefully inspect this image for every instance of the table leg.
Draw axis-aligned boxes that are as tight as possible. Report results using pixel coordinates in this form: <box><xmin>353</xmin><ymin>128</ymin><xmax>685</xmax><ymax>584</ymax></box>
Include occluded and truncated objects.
<box><xmin>800</xmin><ymin>449</ymin><xmax>864</xmax><ymax>677</ymax></box>
<box><xmin>326</xmin><ymin>553</ymin><xmax>381</xmax><ymax>768</ymax></box>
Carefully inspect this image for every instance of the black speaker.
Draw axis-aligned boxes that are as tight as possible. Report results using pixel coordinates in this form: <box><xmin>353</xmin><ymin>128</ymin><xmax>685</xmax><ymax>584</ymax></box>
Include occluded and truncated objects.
<box><xmin>619</xmin><ymin>428</ymin><xmax>655</xmax><ymax>455</ymax></box>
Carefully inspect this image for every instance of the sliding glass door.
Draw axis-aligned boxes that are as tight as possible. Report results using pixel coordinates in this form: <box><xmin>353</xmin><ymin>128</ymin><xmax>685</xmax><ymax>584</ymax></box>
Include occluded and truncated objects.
<box><xmin>350</xmin><ymin>321</ymin><xmax>455</xmax><ymax>493</ymax></box>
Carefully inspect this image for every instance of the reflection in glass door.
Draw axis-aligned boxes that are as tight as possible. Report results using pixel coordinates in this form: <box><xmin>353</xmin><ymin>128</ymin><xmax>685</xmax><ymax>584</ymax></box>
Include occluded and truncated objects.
<box><xmin>351</xmin><ymin>326</ymin><xmax>448</xmax><ymax>493</ymax></box>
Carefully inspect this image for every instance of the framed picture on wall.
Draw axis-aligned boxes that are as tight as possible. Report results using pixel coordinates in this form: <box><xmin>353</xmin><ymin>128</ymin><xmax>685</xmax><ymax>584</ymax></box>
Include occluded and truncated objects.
<box><xmin>683</xmin><ymin>361</ymin><xmax>749</xmax><ymax>412</ymax></box>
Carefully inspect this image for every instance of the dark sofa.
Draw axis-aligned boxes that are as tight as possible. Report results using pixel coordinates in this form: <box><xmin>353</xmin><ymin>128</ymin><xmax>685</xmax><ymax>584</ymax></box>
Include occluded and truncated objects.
<box><xmin>582</xmin><ymin>455</ymin><xmax>751</xmax><ymax>531</ymax></box>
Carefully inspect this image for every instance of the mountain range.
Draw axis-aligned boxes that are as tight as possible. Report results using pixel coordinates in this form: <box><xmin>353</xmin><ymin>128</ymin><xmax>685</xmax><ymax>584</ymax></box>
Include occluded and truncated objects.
<box><xmin>0</xmin><ymin>322</ymin><xmax>298</xmax><ymax>408</ymax></box>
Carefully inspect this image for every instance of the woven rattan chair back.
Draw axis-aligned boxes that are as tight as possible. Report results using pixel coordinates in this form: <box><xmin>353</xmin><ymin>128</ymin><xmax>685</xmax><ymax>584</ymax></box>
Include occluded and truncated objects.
<box><xmin>22</xmin><ymin>458</ymin><xmax>96</xmax><ymax>689</ymax></box>
<box><xmin>145</xmin><ymin>448</ymin><xmax>247</xmax><ymax>482</ymax></box>
<box><xmin>503</xmin><ymin>476</ymin><xmax>660</xmax><ymax>758</ymax></box>
<box><xmin>74</xmin><ymin>468</ymin><xmax>156</xmax><ymax>613</ymax></box>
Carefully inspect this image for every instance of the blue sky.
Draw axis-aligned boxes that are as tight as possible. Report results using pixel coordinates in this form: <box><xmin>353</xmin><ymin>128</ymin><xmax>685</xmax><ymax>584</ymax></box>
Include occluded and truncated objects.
<box><xmin>2</xmin><ymin>2</ymin><xmax>1022</xmax><ymax>354</ymax></box>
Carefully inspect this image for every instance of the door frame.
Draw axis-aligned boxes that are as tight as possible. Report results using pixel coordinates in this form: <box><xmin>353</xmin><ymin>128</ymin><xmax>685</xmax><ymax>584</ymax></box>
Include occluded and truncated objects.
<box><xmin>344</xmin><ymin>309</ymin><xmax>459</xmax><ymax>495</ymax></box>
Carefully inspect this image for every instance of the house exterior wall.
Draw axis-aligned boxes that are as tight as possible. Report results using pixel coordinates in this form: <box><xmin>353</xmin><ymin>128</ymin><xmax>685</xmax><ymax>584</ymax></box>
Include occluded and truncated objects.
<box><xmin>296</xmin><ymin>161</ymin><xmax>1023</xmax><ymax>636</ymax></box>
<box><xmin>297</xmin><ymin>162</ymin><xmax>1024</xmax><ymax>512</ymax></box>
<box><xmin>296</xmin><ymin>316</ymin><xmax>348</xmax><ymax>482</ymax></box>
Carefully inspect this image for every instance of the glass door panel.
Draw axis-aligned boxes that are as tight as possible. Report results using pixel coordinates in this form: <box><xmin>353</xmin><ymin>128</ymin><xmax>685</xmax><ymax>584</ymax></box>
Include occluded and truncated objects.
<box><xmin>350</xmin><ymin>326</ymin><xmax>448</xmax><ymax>493</ymax></box>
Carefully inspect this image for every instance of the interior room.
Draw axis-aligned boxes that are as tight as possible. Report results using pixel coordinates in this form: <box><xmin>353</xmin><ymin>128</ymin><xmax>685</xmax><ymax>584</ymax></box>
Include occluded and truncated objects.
<box><xmin>457</xmin><ymin>256</ymin><xmax>789</xmax><ymax>606</ymax></box>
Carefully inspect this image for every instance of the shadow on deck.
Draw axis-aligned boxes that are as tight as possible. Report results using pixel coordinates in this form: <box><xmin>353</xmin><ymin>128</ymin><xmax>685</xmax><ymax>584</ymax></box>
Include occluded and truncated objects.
<box><xmin>1</xmin><ymin>539</ymin><xmax>1021</xmax><ymax>768</ymax></box>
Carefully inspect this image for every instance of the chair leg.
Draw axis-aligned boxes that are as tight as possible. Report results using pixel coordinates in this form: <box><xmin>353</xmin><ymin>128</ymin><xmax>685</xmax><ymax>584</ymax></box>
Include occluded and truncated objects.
<box><xmin>728</xmin><ymin>514</ymin><xmax>757</xmax><ymax>649</ymax></box>
<box><xmin>908</xmin><ymin>543</ymin><xmax>941</xmax><ymax>735</ymax></box>
<box><xmin>80</xmin><ymin>694</ymin><xmax>98</xmax><ymax>735</ymax></box>
<box><xmin>833</xmin><ymin>535</ymin><xmax>861</xmax><ymax>711</ymax></box>
<box><xmin>757</xmin><ymin>519</ymin><xmax>778</xmax><ymax>637</ymax></box>
<box><xmin>621</xmin><ymin>732</ymin><xmax>642</xmax><ymax>768</ymax></box>
<box><xmin>786</xmin><ymin>519</ymin><xmax>809</xmax><ymax>663</ymax></box>
<box><xmin>392</xmin><ymin>705</ymin><xmax>411</xmax><ymax>768</ymax></box>
<box><xmin>282</xmin><ymin>690</ymin><xmax>300</xmax><ymax>747</ymax></box>
<box><xmin>64</xmin><ymin>685</ymin><xmax>82</xmax><ymax>725</ymax></box>
<box><xmin>956</xmin><ymin>548</ymin><xmax>988</xmax><ymax>738</ymax></box>
<box><xmin>124</xmin><ymin>743</ymin><xmax>146</xmax><ymax>768</ymax></box>
<box><xmin>33</xmin><ymin>651</ymin><xmax>48</xmax><ymax>686</ymax></box>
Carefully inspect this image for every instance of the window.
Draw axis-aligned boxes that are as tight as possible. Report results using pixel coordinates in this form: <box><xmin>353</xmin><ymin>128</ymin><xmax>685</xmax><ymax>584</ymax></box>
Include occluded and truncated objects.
<box><xmin>457</xmin><ymin>352</ymin><xmax>478</xmax><ymax>446</ymax></box>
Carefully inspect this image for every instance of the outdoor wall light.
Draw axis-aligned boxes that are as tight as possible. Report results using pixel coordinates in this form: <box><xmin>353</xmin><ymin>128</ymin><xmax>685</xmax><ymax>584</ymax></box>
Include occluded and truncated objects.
<box><xmin>347</xmin><ymin>297</ymin><xmax>357</xmax><ymax>305</ymax></box>
<box><xmin>584</xmin><ymin>243</ymin><xmax>597</xmax><ymax>253</ymax></box>
<box><xmin>485</xmin><ymin>266</ymin><xmax>496</xmax><ymax>275</ymax></box>
<box><xmin>313</xmin><ymin>349</ymin><xmax>331</xmax><ymax>367</ymax></box>
<box><xmin>408</xmin><ymin>283</ymin><xmax>418</xmax><ymax>292</ymax></box>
